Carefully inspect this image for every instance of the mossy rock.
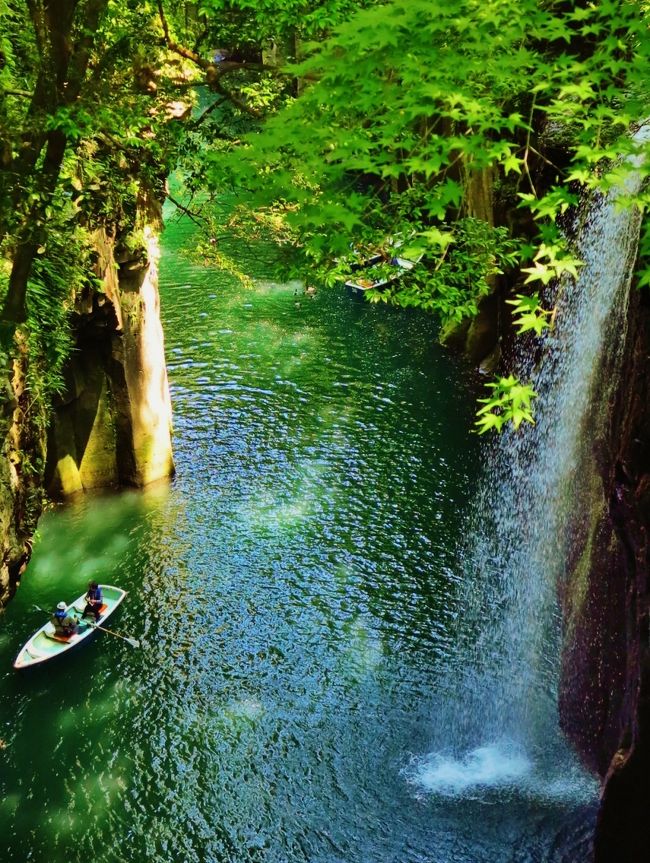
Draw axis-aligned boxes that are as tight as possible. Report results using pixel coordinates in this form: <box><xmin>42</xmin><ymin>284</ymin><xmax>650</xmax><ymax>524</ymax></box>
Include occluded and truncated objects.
<box><xmin>52</xmin><ymin>453</ymin><xmax>83</xmax><ymax>496</ymax></box>
<box><xmin>439</xmin><ymin>317</ymin><xmax>471</xmax><ymax>351</ymax></box>
<box><xmin>78</xmin><ymin>379</ymin><xmax>118</xmax><ymax>489</ymax></box>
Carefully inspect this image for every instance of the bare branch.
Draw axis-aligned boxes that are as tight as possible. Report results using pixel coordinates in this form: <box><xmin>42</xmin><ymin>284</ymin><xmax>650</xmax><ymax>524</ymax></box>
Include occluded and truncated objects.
<box><xmin>166</xmin><ymin>194</ymin><xmax>208</xmax><ymax>228</ymax></box>
<box><xmin>216</xmin><ymin>61</ymin><xmax>273</xmax><ymax>77</ymax></box>
<box><xmin>210</xmin><ymin>78</ymin><xmax>262</xmax><ymax>119</ymax></box>
<box><xmin>157</xmin><ymin>0</ymin><xmax>212</xmax><ymax>71</ymax></box>
<box><xmin>25</xmin><ymin>0</ymin><xmax>48</xmax><ymax>58</ymax></box>
<box><xmin>527</xmin><ymin>144</ymin><xmax>563</xmax><ymax>173</ymax></box>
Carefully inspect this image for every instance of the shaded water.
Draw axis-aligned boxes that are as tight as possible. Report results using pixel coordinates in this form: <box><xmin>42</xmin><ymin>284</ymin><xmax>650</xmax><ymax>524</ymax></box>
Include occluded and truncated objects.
<box><xmin>0</xmin><ymin>209</ymin><xmax>596</xmax><ymax>861</ymax></box>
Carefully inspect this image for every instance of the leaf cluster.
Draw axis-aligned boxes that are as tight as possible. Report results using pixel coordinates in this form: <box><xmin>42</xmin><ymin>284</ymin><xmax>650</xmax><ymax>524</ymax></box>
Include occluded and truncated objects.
<box><xmin>206</xmin><ymin>0</ymin><xmax>650</xmax><ymax>298</ymax></box>
<box><xmin>475</xmin><ymin>375</ymin><xmax>537</xmax><ymax>434</ymax></box>
<box><xmin>506</xmin><ymin>293</ymin><xmax>553</xmax><ymax>337</ymax></box>
<box><xmin>202</xmin><ymin>0</ymin><xmax>650</xmax><ymax>434</ymax></box>
<box><xmin>366</xmin><ymin>218</ymin><xmax>522</xmax><ymax>325</ymax></box>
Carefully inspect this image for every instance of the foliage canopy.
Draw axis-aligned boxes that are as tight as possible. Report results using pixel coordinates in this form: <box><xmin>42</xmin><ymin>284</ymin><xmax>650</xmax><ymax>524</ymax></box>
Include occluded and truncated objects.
<box><xmin>2</xmin><ymin>0</ymin><xmax>650</xmax><ymax>435</ymax></box>
<box><xmin>200</xmin><ymin>0</ymin><xmax>650</xmax><ymax>429</ymax></box>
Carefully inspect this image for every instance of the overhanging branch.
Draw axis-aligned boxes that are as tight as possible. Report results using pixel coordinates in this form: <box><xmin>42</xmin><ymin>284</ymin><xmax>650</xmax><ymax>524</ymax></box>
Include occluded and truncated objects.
<box><xmin>157</xmin><ymin>0</ymin><xmax>211</xmax><ymax>71</ymax></box>
<box><xmin>166</xmin><ymin>193</ymin><xmax>208</xmax><ymax>227</ymax></box>
<box><xmin>156</xmin><ymin>0</ymin><xmax>263</xmax><ymax>118</ymax></box>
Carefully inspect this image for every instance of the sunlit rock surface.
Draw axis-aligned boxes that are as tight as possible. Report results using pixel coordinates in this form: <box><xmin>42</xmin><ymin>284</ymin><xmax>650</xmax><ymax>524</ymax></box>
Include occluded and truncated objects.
<box><xmin>46</xmin><ymin>199</ymin><xmax>174</xmax><ymax>495</ymax></box>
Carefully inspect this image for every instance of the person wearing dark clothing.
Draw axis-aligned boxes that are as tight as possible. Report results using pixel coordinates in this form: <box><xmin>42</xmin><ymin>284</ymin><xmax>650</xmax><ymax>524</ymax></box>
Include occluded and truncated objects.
<box><xmin>51</xmin><ymin>601</ymin><xmax>79</xmax><ymax>637</ymax></box>
<box><xmin>83</xmin><ymin>582</ymin><xmax>103</xmax><ymax>622</ymax></box>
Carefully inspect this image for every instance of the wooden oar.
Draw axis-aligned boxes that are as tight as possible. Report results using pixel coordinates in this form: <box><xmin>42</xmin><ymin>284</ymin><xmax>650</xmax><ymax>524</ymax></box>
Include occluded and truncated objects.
<box><xmin>33</xmin><ymin>604</ymin><xmax>140</xmax><ymax>648</ymax></box>
<box><xmin>85</xmin><ymin>620</ymin><xmax>141</xmax><ymax>648</ymax></box>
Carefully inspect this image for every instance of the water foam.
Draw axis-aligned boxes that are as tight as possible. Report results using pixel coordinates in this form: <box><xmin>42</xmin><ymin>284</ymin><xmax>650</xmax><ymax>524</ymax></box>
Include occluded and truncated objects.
<box><xmin>405</xmin><ymin>743</ymin><xmax>531</xmax><ymax>797</ymax></box>
<box><xmin>404</xmin><ymin>742</ymin><xmax>598</xmax><ymax>804</ymax></box>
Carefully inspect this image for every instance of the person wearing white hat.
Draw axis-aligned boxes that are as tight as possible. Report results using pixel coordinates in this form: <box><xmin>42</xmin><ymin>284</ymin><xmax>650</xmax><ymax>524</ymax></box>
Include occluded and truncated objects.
<box><xmin>51</xmin><ymin>601</ymin><xmax>79</xmax><ymax>638</ymax></box>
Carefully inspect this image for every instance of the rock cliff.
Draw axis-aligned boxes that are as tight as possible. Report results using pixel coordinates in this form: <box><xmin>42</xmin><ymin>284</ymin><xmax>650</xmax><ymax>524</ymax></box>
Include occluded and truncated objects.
<box><xmin>0</xmin><ymin>332</ymin><xmax>45</xmax><ymax>606</ymax></box>
<box><xmin>0</xmin><ymin>195</ymin><xmax>175</xmax><ymax>606</ymax></box>
<box><xmin>558</xmin><ymin>285</ymin><xmax>650</xmax><ymax>863</ymax></box>
<box><xmin>46</xmin><ymin>199</ymin><xmax>174</xmax><ymax>496</ymax></box>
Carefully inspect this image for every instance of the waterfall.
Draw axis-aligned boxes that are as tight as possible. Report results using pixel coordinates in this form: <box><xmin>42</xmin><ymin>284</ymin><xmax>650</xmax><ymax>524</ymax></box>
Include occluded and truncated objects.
<box><xmin>407</xmin><ymin>124</ymin><xmax>650</xmax><ymax>800</ymax></box>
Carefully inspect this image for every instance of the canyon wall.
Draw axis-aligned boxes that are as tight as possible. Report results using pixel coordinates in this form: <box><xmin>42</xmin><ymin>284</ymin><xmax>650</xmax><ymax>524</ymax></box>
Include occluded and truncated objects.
<box><xmin>0</xmin><ymin>196</ymin><xmax>175</xmax><ymax>606</ymax></box>
<box><xmin>46</xmin><ymin>199</ymin><xmax>175</xmax><ymax>496</ymax></box>
<box><xmin>558</xmin><ymin>285</ymin><xmax>650</xmax><ymax>863</ymax></box>
<box><xmin>0</xmin><ymin>333</ymin><xmax>46</xmax><ymax>606</ymax></box>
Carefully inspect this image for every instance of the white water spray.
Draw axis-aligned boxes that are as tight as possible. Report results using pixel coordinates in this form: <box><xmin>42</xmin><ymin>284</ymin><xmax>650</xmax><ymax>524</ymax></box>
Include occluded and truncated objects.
<box><xmin>412</xmin><ymin>125</ymin><xmax>650</xmax><ymax>801</ymax></box>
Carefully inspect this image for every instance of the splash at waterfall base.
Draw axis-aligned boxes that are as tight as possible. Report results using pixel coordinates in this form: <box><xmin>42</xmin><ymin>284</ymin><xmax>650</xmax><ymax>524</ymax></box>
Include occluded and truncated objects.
<box><xmin>559</xmin><ymin>281</ymin><xmax>650</xmax><ymax>863</ymax></box>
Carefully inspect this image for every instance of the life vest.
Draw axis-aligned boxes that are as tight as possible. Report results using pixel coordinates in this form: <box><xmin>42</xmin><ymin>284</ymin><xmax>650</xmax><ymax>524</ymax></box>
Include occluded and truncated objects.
<box><xmin>87</xmin><ymin>586</ymin><xmax>102</xmax><ymax>602</ymax></box>
<box><xmin>52</xmin><ymin>609</ymin><xmax>75</xmax><ymax>634</ymax></box>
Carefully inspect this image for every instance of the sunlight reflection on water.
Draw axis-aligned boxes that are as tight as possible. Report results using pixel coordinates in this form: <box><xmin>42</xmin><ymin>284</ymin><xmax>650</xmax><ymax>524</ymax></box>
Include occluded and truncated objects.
<box><xmin>0</xmin><ymin>210</ymin><xmax>597</xmax><ymax>863</ymax></box>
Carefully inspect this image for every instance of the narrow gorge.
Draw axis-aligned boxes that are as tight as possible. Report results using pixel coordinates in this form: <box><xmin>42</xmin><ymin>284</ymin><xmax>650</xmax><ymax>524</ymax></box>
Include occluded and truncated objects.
<box><xmin>1</xmin><ymin>2</ymin><xmax>650</xmax><ymax>862</ymax></box>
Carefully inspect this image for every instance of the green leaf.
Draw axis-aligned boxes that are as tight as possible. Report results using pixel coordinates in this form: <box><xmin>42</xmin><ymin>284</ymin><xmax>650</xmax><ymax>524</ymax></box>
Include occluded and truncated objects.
<box><xmin>475</xmin><ymin>411</ymin><xmax>506</xmax><ymax>434</ymax></box>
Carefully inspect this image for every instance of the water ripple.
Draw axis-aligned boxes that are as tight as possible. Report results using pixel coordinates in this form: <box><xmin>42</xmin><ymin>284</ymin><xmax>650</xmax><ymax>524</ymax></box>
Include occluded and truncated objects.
<box><xmin>0</xmin><ymin>214</ymin><xmax>594</xmax><ymax>863</ymax></box>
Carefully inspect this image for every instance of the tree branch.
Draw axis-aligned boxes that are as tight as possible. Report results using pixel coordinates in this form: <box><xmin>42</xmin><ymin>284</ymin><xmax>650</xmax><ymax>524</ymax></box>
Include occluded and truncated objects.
<box><xmin>25</xmin><ymin>0</ymin><xmax>48</xmax><ymax>58</ymax></box>
<box><xmin>166</xmin><ymin>193</ymin><xmax>208</xmax><ymax>227</ymax></box>
<box><xmin>156</xmin><ymin>0</ymin><xmax>263</xmax><ymax>118</ymax></box>
<box><xmin>157</xmin><ymin>0</ymin><xmax>211</xmax><ymax>71</ymax></box>
<box><xmin>2</xmin><ymin>0</ymin><xmax>110</xmax><ymax>324</ymax></box>
<box><xmin>210</xmin><ymin>78</ymin><xmax>262</xmax><ymax>119</ymax></box>
<box><xmin>2</xmin><ymin>88</ymin><xmax>33</xmax><ymax>98</ymax></box>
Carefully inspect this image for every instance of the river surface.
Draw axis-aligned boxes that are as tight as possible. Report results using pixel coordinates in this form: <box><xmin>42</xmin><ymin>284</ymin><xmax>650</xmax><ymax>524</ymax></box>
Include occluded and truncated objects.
<box><xmin>0</xmin><ymin>213</ymin><xmax>596</xmax><ymax>862</ymax></box>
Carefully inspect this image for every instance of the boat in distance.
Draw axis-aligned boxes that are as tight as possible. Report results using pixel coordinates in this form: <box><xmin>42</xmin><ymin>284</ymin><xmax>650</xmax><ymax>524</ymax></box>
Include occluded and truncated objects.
<box><xmin>13</xmin><ymin>585</ymin><xmax>127</xmax><ymax>670</ymax></box>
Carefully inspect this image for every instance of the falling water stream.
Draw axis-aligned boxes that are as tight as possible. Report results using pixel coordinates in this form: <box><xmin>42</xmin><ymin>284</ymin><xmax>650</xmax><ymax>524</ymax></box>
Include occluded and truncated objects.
<box><xmin>408</xmin><ymin>125</ymin><xmax>650</xmax><ymax>813</ymax></box>
<box><xmin>2</xmin><ymin>131</ymin><xmax>648</xmax><ymax>861</ymax></box>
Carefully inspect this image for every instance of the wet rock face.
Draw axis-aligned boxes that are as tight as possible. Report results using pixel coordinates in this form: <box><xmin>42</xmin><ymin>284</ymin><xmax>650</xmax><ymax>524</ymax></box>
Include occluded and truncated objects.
<box><xmin>559</xmin><ymin>287</ymin><xmax>650</xmax><ymax>863</ymax></box>
<box><xmin>46</xmin><ymin>208</ymin><xmax>175</xmax><ymax>496</ymax></box>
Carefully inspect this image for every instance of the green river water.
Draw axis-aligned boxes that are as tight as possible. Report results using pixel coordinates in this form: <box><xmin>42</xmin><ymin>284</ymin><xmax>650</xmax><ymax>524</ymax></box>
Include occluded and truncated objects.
<box><xmin>0</xmin><ymin>212</ymin><xmax>595</xmax><ymax>862</ymax></box>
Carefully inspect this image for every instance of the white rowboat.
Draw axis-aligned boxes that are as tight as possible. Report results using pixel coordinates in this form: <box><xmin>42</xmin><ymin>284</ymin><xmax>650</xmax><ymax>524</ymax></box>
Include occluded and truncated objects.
<box><xmin>13</xmin><ymin>585</ymin><xmax>127</xmax><ymax>670</ymax></box>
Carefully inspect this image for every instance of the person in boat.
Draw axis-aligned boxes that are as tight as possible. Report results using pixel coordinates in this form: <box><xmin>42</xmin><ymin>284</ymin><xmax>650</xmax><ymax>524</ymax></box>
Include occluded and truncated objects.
<box><xmin>83</xmin><ymin>581</ymin><xmax>103</xmax><ymax>622</ymax></box>
<box><xmin>51</xmin><ymin>602</ymin><xmax>79</xmax><ymax>637</ymax></box>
